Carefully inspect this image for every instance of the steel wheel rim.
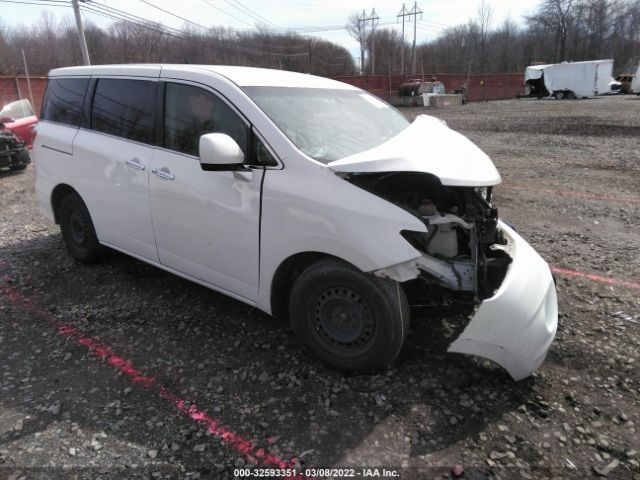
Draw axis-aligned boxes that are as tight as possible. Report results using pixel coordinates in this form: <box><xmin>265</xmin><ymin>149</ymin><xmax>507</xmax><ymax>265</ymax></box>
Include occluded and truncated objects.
<box><xmin>312</xmin><ymin>286</ymin><xmax>376</xmax><ymax>356</ymax></box>
<box><xmin>68</xmin><ymin>209</ymin><xmax>88</xmax><ymax>247</ymax></box>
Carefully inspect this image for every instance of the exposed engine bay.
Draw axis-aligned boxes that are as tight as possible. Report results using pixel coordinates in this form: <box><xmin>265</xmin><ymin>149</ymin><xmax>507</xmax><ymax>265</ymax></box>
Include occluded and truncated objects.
<box><xmin>343</xmin><ymin>171</ymin><xmax>512</xmax><ymax>308</ymax></box>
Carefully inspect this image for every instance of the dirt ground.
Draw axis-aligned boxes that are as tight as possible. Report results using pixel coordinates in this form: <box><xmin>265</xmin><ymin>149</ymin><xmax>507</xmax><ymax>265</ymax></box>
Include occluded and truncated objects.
<box><xmin>0</xmin><ymin>95</ymin><xmax>638</xmax><ymax>480</ymax></box>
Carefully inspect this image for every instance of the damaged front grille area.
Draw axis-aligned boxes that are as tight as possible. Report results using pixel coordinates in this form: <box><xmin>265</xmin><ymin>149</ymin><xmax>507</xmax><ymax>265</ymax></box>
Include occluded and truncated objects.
<box><xmin>0</xmin><ymin>129</ymin><xmax>26</xmax><ymax>168</ymax></box>
<box><xmin>344</xmin><ymin>171</ymin><xmax>512</xmax><ymax>306</ymax></box>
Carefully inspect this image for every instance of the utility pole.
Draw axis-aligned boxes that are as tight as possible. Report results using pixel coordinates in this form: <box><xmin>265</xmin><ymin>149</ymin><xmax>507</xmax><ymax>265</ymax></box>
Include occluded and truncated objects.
<box><xmin>398</xmin><ymin>3</ymin><xmax>422</xmax><ymax>74</ymax></box>
<box><xmin>71</xmin><ymin>0</ymin><xmax>91</xmax><ymax>65</ymax></box>
<box><xmin>397</xmin><ymin>4</ymin><xmax>409</xmax><ymax>75</ymax></box>
<box><xmin>359</xmin><ymin>9</ymin><xmax>366</xmax><ymax>74</ymax></box>
<box><xmin>410</xmin><ymin>2</ymin><xmax>423</xmax><ymax>75</ymax></box>
<box><xmin>368</xmin><ymin>9</ymin><xmax>380</xmax><ymax>74</ymax></box>
<box><xmin>21</xmin><ymin>49</ymin><xmax>34</xmax><ymax>109</ymax></box>
<box><xmin>357</xmin><ymin>9</ymin><xmax>379</xmax><ymax>75</ymax></box>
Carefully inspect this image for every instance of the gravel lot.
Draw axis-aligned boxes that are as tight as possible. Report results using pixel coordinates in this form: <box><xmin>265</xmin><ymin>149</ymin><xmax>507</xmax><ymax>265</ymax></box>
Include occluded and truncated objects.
<box><xmin>1</xmin><ymin>95</ymin><xmax>639</xmax><ymax>480</ymax></box>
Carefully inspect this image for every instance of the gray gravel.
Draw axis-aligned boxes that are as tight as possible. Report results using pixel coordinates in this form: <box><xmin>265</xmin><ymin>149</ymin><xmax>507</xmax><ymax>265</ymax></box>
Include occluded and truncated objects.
<box><xmin>1</xmin><ymin>95</ymin><xmax>639</xmax><ymax>479</ymax></box>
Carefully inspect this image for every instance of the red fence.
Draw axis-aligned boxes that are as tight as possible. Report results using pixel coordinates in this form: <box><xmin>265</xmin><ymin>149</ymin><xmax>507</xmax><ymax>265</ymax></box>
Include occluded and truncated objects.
<box><xmin>332</xmin><ymin>73</ymin><xmax>526</xmax><ymax>102</ymax></box>
<box><xmin>0</xmin><ymin>73</ymin><xmax>525</xmax><ymax>115</ymax></box>
<box><xmin>0</xmin><ymin>76</ymin><xmax>48</xmax><ymax>115</ymax></box>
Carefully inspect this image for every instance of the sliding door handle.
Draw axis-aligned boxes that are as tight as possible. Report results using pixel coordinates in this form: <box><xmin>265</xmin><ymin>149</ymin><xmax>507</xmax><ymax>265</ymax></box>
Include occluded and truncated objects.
<box><xmin>125</xmin><ymin>158</ymin><xmax>146</xmax><ymax>171</ymax></box>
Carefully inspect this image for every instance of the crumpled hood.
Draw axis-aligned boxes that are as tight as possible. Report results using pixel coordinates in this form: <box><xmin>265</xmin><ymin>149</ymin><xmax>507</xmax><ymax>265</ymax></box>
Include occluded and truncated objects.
<box><xmin>328</xmin><ymin>114</ymin><xmax>502</xmax><ymax>187</ymax></box>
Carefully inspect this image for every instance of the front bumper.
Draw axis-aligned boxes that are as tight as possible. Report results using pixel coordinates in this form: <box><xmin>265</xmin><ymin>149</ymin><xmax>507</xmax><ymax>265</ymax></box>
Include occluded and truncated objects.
<box><xmin>0</xmin><ymin>148</ymin><xmax>29</xmax><ymax>168</ymax></box>
<box><xmin>448</xmin><ymin>221</ymin><xmax>558</xmax><ymax>381</ymax></box>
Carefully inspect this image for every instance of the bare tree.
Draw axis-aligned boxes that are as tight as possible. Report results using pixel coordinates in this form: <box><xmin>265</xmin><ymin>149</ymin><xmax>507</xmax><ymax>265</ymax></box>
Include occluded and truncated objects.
<box><xmin>478</xmin><ymin>0</ymin><xmax>493</xmax><ymax>73</ymax></box>
<box><xmin>346</xmin><ymin>11</ymin><xmax>367</xmax><ymax>73</ymax></box>
<box><xmin>529</xmin><ymin>0</ymin><xmax>575</xmax><ymax>61</ymax></box>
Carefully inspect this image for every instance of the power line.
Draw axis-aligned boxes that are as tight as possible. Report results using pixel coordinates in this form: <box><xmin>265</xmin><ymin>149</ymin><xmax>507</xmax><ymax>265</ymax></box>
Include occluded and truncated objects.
<box><xmin>3</xmin><ymin>0</ymin><xmax>450</xmax><ymax>52</ymax></box>
<box><xmin>223</xmin><ymin>0</ymin><xmax>280</xmax><ymax>29</ymax></box>
<box><xmin>0</xmin><ymin>0</ymin><xmax>69</xmax><ymax>8</ymax></box>
<box><xmin>200</xmin><ymin>0</ymin><xmax>255</xmax><ymax>28</ymax></box>
<box><xmin>135</xmin><ymin>0</ymin><xmax>210</xmax><ymax>31</ymax></box>
<box><xmin>85</xmin><ymin>1</ymin><xmax>184</xmax><ymax>35</ymax></box>
<box><xmin>80</xmin><ymin>4</ymin><xmax>185</xmax><ymax>38</ymax></box>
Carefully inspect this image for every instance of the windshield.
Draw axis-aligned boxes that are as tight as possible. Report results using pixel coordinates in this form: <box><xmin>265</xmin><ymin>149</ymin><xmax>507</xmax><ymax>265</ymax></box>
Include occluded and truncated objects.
<box><xmin>243</xmin><ymin>87</ymin><xmax>409</xmax><ymax>164</ymax></box>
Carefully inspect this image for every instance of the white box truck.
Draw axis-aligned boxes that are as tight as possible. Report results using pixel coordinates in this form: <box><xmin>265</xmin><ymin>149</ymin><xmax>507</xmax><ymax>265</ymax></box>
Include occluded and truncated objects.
<box><xmin>524</xmin><ymin>59</ymin><xmax>614</xmax><ymax>99</ymax></box>
<box><xmin>630</xmin><ymin>64</ymin><xmax>640</xmax><ymax>95</ymax></box>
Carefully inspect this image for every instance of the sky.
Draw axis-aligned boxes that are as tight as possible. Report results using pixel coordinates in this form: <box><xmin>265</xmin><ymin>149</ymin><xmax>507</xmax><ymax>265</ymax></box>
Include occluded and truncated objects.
<box><xmin>1</xmin><ymin>0</ymin><xmax>538</xmax><ymax>60</ymax></box>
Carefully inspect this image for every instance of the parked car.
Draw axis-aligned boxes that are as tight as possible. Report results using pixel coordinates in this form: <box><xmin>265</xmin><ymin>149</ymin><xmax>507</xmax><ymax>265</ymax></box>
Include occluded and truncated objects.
<box><xmin>0</xmin><ymin>99</ymin><xmax>38</xmax><ymax>148</ymax></box>
<box><xmin>33</xmin><ymin>65</ymin><xmax>558</xmax><ymax>380</ymax></box>
<box><xmin>608</xmin><ymin>77</ymin><xmax>622</xmax><ymax>94</ymax></box>
<box><xmin>0</xmin><ymin>117</ymin><xmax>30</xmax><ymax>171</ymax></box>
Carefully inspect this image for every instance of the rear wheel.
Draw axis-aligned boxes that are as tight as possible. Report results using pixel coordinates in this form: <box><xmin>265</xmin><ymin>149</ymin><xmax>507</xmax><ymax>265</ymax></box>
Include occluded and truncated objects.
<box><xmin>289</xmin><ymin>259</ymin><xmax>410</xmax><ymax>372</ymax></box>
<box><xmin>556</xmin><ymin>91</ymin><xmax>566</xmax><ymax>100</ymax></box>
<box><xmin>58</xmin><ymin>194</ymin><xmax>104</xmax><ymax>263</ymax></box>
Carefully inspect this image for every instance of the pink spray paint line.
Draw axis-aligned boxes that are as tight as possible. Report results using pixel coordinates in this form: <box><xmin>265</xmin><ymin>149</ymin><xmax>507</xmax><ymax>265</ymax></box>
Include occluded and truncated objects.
<box><xmin>551</xmin><ymin>267</ymin><xmax>640</xmax><ymax>290</ymax></box>
<box><xmin>0</xmin><ymin>280</ymin><xmax>303</xmax><ymax>476</ymax></box>
<box><xmin>503</xmin><ymin>185</ymin><xmax>640</xmax><ymax>205</ymax></box>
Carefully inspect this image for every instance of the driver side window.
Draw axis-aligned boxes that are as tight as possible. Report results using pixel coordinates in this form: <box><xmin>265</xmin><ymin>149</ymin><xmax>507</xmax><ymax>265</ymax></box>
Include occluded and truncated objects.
<box><xmin>164</xmin><ymin>83</ymin><xmax>248</xmax><ymax>158</ymax></box>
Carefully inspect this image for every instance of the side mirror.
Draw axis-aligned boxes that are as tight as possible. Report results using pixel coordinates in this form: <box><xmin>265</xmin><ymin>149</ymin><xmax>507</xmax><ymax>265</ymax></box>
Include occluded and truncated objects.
<box><xmin>0</xmin><ymin>116</ymin><xmax>14</xmax><ymax>124</ymax></box>
<box><xmin>199</xmin><ymin>133</ymin><xmax>245</xmax><ymax>171</ymax></box>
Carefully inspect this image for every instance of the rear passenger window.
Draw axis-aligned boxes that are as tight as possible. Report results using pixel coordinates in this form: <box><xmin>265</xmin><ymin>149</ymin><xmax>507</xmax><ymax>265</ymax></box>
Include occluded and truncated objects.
<box><xmin>43</xmin><ymin>78</ymin><xmax>89</xmax><ymax>126</ymax></box>
<box><xmin>91</xmin><ymin>79</ymin><xmax>156</xmax><ymax>144</ymax></box>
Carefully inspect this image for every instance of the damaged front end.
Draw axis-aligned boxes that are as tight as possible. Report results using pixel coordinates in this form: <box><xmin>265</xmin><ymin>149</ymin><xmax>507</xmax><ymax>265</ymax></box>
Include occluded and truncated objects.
<box><xmin>346</xmin><ymin>172</ymin><xmax>511</xmax><ymax>305</ymax></box>
<box><xmin>0</xmin><ymin>125</ymin><xmax>29</xmax><ymax>170</ymax></box>
<box><xmin>342</xmin><ymin>171</ymin><xmax>558</xmax><ymax>381</ymax></box>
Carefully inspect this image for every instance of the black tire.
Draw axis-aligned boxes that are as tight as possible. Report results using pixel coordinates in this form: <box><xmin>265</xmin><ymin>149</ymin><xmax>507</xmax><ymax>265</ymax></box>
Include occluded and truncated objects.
<box><xmin>289</xmin><ymin>259</ymin><xmax>410</xmax><ymax>372</ymax></box>
<box><xmin>58</xmin><ymin>194</ymin><xmax>104</xmax><ymax>264</ymax></box>
<box><xmin>9</xmin><ymin>164</ymin><xmax>28</xmax><ymax>171</ymax></box>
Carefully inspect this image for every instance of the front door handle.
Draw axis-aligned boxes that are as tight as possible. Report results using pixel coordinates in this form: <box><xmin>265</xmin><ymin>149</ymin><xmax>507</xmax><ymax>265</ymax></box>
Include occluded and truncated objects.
<box><xmin>152</xmin><ymin>167</ymin><xmax>175</xmax><ymax>181</ymax></box>
<box><xmin>126</xmin><ymin>158</ymin><xmax>146</xmax><ymax>171</ymax></box>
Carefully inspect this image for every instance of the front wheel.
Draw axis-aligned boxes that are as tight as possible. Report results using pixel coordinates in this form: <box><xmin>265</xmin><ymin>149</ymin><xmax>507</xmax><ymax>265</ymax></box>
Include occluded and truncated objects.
<box><xmin>58</xmin><ymin>193</ymin><xmax>105</xmax><ymax>263</ymax></box>
<box><xmin>289</xmin><ymin>259</ymin><xmax>410</xmax><ymax>372</ymax></box>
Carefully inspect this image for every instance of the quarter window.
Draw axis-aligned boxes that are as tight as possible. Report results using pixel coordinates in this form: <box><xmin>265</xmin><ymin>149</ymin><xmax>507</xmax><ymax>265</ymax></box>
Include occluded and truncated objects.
<box><xmin>42</xmin><ymin>78</ymin><xmax>89</xmax><ymax>127</ymax></box>
<box><xmin>251</xmin><ymin>134</ymin><xmax>278</xmax><ymax>167</ymax></box>
<box><xmin>91</xmin><ymin>79</ymin><xmax>156</xmax><ymax>144</ymax></box>
<box><xmin>164</xmin><ymin>83</ymin><xmax>248</xmax><ymax>157</ymax></box>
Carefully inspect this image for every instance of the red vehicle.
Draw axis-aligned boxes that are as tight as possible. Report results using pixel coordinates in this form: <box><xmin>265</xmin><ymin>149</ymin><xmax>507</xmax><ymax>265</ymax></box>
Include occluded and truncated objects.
<box><xmin>0</xmin><ymin>99</ymin><xmax>38</xmax><ymax>148</ymax></box>
<box><xmin>0</xmin><ymin>118</ymin><xmax>30</xmax><ymax>171</ymax></box>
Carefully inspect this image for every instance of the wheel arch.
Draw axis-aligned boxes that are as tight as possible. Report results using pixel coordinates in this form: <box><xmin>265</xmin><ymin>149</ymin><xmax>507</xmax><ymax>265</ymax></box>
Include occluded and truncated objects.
<box><xmin>270</xmin><ymin>251</ymin><xmax>358</xmax><ymax>318</ymax></box>
<box><xmin>51</xmin><ymin>183</ymin><xmax>81</xmax><ymax>224</ymax></box>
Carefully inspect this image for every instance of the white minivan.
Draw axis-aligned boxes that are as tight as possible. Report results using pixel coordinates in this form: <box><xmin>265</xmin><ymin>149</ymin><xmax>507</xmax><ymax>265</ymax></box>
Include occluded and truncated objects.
<box><xmin>34</xmin><ymin>65</ymin><xmax>557</xmax><ymax>380</ymax></box>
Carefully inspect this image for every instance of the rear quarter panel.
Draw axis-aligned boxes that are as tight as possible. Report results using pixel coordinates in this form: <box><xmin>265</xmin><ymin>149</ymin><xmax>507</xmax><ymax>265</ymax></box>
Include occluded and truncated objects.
<box><xmin>32</xmin><ymin>121</ymin><xmax>80</xmax><ymax>221</ymax></box>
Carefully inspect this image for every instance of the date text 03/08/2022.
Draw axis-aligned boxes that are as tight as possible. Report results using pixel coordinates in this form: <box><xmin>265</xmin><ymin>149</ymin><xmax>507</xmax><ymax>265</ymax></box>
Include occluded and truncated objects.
<box><xmin>234</xmin><ymin>467</ymin><xmax>401</xmax><ymax>478</ymax></box>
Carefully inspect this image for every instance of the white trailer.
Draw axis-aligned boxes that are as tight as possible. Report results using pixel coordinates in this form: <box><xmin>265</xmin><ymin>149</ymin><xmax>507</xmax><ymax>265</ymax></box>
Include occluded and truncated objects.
<box><xmin>524</xmin><ymin>59</ymin><xmax>614</xmax><ymax>99</ymax></box>
<box><xmin>631</xmin><ymin>64</ymin><xmax>640</xmax><ymax>95</ymax></box>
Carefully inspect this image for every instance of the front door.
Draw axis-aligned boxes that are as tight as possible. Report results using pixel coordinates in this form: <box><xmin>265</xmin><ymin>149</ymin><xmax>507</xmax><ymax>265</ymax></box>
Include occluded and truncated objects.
<box><xmin>149</xmin><ymin>82</ymin><xmax>263</xmax><ymax>303</ymax></box>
